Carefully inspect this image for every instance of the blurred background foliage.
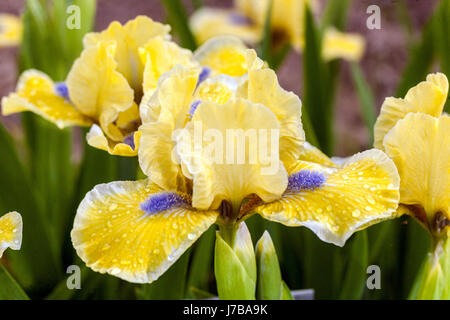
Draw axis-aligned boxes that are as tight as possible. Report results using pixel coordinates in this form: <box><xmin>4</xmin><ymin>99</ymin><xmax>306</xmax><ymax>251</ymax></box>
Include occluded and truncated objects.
<box><xmin>0</xmin><ymin>0</ymin><xmax>448</xmax><ymax>299</ymax></box>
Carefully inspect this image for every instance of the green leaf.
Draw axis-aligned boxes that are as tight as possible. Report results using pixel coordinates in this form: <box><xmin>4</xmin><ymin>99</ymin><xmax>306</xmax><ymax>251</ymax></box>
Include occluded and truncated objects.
<box><xmin>303</xmin><ymin>4</ymin><xmax>332</xmax><ymax>154</ymax></box>
<box><xmin>434</xmin><ymin>0</ymin><xmax>450</xmax><ymax>112</ymax></box>
<box><xmin>214</xmin><ymin>231</ymin><xmax>256</xmax><ymax>300</ymax></box>
<box><xmin>395</xmin><ymin>5</ymin><xmax>437</xmax><ymax>97</ymax></box>
<box><xmin>186</xmin><ymin>226</ymin><xmax>216</xmax><ymax>297</ymax></box>
<box><xmin>0</xmin><ymin>264</ymin><xmax>29</xmax><ymax>300</ymax></box>
<box><xmin>255</xmin><ymin>231</ymin><xmax>282</xmax><ymax>300</ymax></box>
<box><xmin>281</xmin><ymin>281</ymin><xmax>294</xmax><ymax>300</ymax></box>
<box><xmin>350</xmin><ymin>62</ymin><xmax>377</xmax><ymax>144</ymax></box>
<box><xmin>339</xmin><ymin>231</ymin><xmax>368</xmax><ymax>300</ymax></box>
<box><xmin>0</xmin><ymin>123</ymin><xmax>60</xmax><ymax>295</ymax></box>
<box><xmin>136</xmin><ymin>249</ymin><xmax>191</xmax><ymax>300</ymax></box>
<box><xmin>321</xmin><ymin>0</ymin><xmax>351</xmax><ymax>30</ymax></box>
<box><xmin>160</xmin><ymin>0</ymin><xmax>197</xmax><ymax>50</ymax></box>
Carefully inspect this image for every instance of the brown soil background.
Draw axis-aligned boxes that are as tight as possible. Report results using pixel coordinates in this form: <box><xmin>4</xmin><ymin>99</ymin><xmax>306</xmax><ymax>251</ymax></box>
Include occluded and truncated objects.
<box><xmin>0</xmin><ymin>0</ymin><xmax>439</xmax><ymax>155</ymax></box>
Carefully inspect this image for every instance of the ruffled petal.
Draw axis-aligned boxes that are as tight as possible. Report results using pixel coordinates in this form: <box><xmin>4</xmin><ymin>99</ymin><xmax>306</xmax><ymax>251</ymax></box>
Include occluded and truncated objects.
<box><xmin>0</xmin><ymin>14</ymin><xmax>22</xmax><ymax>47</ymax></box>
<box><xmin>1</xmin><ymin>70</ymin><xmax>92</xmax><ymax>128</ymax></box>
<box><xmin>140</xmin><ymin>66</ymin><xmax>199</xmax><ymax>125</ymax></box>
<box><xmin>383</xmin><ymin>113</ymin><xmax>450</xmax><ymax>225</ymax></box>
<box><xmin>190</xmin><ymin>8</ymin><xmax>261</xmax><ymax>45</ymax></box>
<box><xmin>71</xmin><ymin>179</ymin><xmax>218</xmax><ymax>283</ymax></box>
<box><xmin>322</xmin><ymin>28</ymin><xmax>365</xmax><ymax>62</ymax></box>
<box><xmin>298</xmin><ymin>142</ymin><xmax>337</xmax><ymax>168</ymax></box>
<box><xmin>86</xmin><ymin>124</ymin><xmax>141</xmax><ymax>157</ymax></box>
<box><xmin>252</xmin><ymin>149</ymin><xmax>400</xmax><ymax>246</ymax></box>
<box><xmin>238</xmin><ymin>68</ymin><xmax>304</xmax><ymax>169</ymax></box>
<box><xmin>66</xmin><ymin>41</ymin><xmax>134</xmax><ymax>141</ymax></box>
<box><xmin>83</xmin><ymin>16</ymin><xmax>170</xmax><ymax>90</ymax></box>
<box><xmin>139</xmin><ymin>36</ymin><xmax>196</xmax><ymax>97</ymax></box>
<box><xmin>374</xmin><ymin>73</ymin><xmax>448</xmax><ymax>150</ymax></box>
<box><xmin>194</xmin><ymin>36</ymin><xmax>265</xmax><ymax>77</ymax></box>
<box><xmin>0</xmin><ymin>212</ymin><xmax>22</xmax><ymax>258</ymax></box>
<box><xmin>177</xmin><ymin>98</ymin><xmax>288</xmax><ymax>210</ymax></box>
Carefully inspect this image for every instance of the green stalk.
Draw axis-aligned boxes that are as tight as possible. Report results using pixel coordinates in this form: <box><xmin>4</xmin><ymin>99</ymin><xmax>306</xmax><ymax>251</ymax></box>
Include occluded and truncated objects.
<box><xmin>160</xmin><ymin>0</ymin><xmax>197</xmax><ymax>50</ymax></box>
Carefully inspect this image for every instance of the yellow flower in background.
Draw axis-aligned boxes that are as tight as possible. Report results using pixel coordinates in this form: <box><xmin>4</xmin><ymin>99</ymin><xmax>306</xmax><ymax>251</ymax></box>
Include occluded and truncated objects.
<box><xmin>190</xmin><ymin>0</ymin><xmax>365</xmax><ymax>62</ymax></box>
<box><xmin>0</xmin><ymin>14</ymin><xmax>22</xmax><ymax>47</ymax></box>
<box><xmin>71</xmin><ymin>60</ymin><xmax>400</xmax><ymax>283</ymax></box>
<box><xmin>374</xmin><ymin>73</ymin><xmax>449</xmax><ymax>238</ymax></box>
<box><xmin>0</xmin><ymin>212</ymin><xmax>22</xmax><ymax>258</ymax></box>
<box><xmin>1</xmin><ymin>16</ymin><xmax>196</xmax><ymax>157</ymax></box>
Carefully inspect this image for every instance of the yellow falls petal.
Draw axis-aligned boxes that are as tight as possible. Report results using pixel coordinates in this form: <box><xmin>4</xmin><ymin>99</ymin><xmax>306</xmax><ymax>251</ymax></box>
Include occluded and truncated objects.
<box><xmin>374</xmin><ymin>73</ymin><xmax>448</xmax><ymax>150</ymax></box>
<box><xmin>0</xmin><ymin>212</ymin><xmax>22</xmax><ymax>258</ymax></box>
<box><xmin>322</xmin><ymin>28</ymin><xmax>365</xmax><ymax>62</ymax></box>
<box><xmin>71</xmin><ymin>180</ymin><xmax>218</xmax><ymax>283</ymax></box>
<box><xmin>87</xmin><ymin>124</ymin><xmax>141</xmax><ymax>157</ymax></box>
<box><xmin>298</xmin><ymin>142</ymin><xmax>337</xmax><ymax>168</ymax></box>
<box><xmin>190</xmin><ymin>8</ymin><xmax>261</xmax><ymax>45</ymax></box>
<box><xmin>252</xmin><ymin>149</ymin><xmax>400</xmax><ymax>246</ymax></box>
<box><xmin>83</xmin><ymin>16</ymin><xmax>170</xmax><ymax>90</ymax></box>
<box><xmin>383</xmin><ymin>113</ymin><xmax>450</xmax><ymax>226</ymax></box>
<box><xmin>1</xmin><ymin>70</ymin><xmax>92</xmax><ymax>128</ymax></box>
<box><xmin>67</xmin><ymin>41</ymin><xmax>134</xmax><ymax>141</ymax></box>
<box><xmin>139</xmin><ymin>36</ymin><xmax>196</xmax><ymax>97</ymax></box>
<box><xmin>238</xmin><ymin>68</ymin><xmax>305</xmax><ymax>169</ymax></box>
<box><xmin>177</xmin><ymin>98</ymin><xmax>288</xmax><ymax>210</ymax></box>
<box><xmin>0</xmin><ymin>14</ymin><xmax>22</xmax><ymax>47</ymax></box>
<box><xmin>194</xmin><ymin>36</ymin><xmax>265</xmax><ymax>77</ymax></box>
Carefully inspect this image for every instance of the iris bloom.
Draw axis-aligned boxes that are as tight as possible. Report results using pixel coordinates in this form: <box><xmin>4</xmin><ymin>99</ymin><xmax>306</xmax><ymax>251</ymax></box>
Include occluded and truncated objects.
<box><xmin>0</xmin><ymin>212</ymin><xmax>22</xmax><ymax>258</ymax></box>
<box><xmin>71</xmin><ymin>49</ymin><xmax>400</xmax><ymax>283</ymax></box>
<box><xmin>0</xmin><ymin>14</ymin><xmax>22</xmax><ymax>47</ymax></box>
<box><xmin>374</xmin><ymin>73</ymin><xmax>449</xmax><ymax>239</ymax></box>
<box><xmin>190</xmin><ymin>0</ymin><xmax>365</xmax><ymax>61</ymax></box>
<box><xmin>1</xmin><ymin>16</ymin><xmax>195</xmax><ymax>156</ymax></box>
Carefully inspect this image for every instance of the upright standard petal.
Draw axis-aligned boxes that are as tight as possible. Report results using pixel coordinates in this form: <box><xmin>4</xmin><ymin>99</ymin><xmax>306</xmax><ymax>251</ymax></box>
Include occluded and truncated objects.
<box><xmin>374</xmin><ymin>73</ymin><xmax>448</xmax><ymax>150</ymax></box>
<box><xmin>190</xmin><ymin>8</ymin><xmax>261</xmax><ymax>45</ymax></box>
<box><xmin>72</xmin><ymin>180</ymin><xmax>218</xmax><ymax>283</ymax></box>
<box><xmin>322</xmin><ymin>28</ymin><xmax>365</xmax><ymax>62</ymax></box>
<box><xmin>139</xmin><ymin>36</ymin><xmax>196</xmax><ymax>97</ymax></box>
<box><xmin>238</xmin><ymin>69</ymin><xmax>304</xmax><ymax>169</ymax></box>
<box><xmin>139</xmin><ymin>67</ymin><xmax>200</xmax><ymax>190</ymax></box>
<box><xmin>383</xmin><ymin>113</ymin><xmax>450</xmax><ymax>231</ymax></box>
<box><xmin>66</xmin><ymin>41</ymin><xmax>134</xmax><ymax>141</ymax></box>
<box><xmin>252</xmin><ymin>149</ymin><xmax>400</xmax><ymax>246</ymax></box>
<box><xmin>194</xmin><ymin>36</ymin><xmax>265</xmax><ymax>77</ymax></box>
<box><xmin>177</xmin><ymin>99</ymin><xmax>288</xmax><ymax>210</ymax></box>
<box><xmin>83</xmin><ymin>16</ymin><xmax>170</xmax><ymax>90</ymax></box>
<box><xmin>0</xmin><ymin>212</ymin><xmax>22</xmax><ymax>258</ymax></box>
<box><xmin>1</xmin><ymin>70</ymin><xmax>92</xmax><ymax>128</ymax></box>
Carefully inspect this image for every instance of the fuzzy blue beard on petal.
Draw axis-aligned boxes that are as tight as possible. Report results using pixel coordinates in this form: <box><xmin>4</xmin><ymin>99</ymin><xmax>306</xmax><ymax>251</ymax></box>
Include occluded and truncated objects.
<box><xmin>287</xmin><ymin>170</ymin><xmax>326</xmax><ymax>192</ymax></box>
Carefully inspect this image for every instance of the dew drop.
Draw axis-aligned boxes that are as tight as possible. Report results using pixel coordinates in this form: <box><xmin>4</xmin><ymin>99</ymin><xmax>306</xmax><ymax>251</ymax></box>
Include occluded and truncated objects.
<box><xmin>352</xmin><ymin>209</ymin><xmax>361</xmax><ymax>217</ymax></box>
<box><xmin>187</xmin><ymin>233</ymin><xmax>196</xmax><ymax>240</ymax></box>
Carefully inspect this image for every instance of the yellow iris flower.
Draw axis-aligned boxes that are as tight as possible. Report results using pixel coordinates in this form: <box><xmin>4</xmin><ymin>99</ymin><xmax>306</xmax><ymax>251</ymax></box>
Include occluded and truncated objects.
<box><xmin>0</xmin><ymin>212</ymin><xmax>22</xmax><ymax>258</ymax></box>
<box><xmin>72</xmin><ymin>57</ymin><xmax>399</xmax><ymax>283</ymax></box>
<box><xmin>190</xmin><ymin>0</ymin><xmax>365</xmax><ymax>62</ymax></box>
<box><xmin>374</xmin><ymin>73</ymin><xmax>450</xmax><ymax>238</ymax></box>
<box><xmin>0</xmin><ymin>14</ymin><xmax>22</xmax><ymax>47</ymax></box>
<box><xmin>1</xmin><ymin>16</ymin><xmax>196</xmax><ymax>156</ymax></box>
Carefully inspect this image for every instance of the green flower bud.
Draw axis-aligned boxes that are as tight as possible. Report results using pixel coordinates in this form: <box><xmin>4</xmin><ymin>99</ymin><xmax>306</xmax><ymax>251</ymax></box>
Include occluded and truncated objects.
<box><xmin>255</xmin><ymin>231</ymin><xmax>285</xmax><ymax>300</ymax></box>
<box><xmin>214</xmin><ymin>222</ymin><xmax>256</xmax><ymax>300</ymax></box>
<box><xmin>412</xmin><ymin>236</ymin><xmax>450</xmax><ymax>300</ymax></box>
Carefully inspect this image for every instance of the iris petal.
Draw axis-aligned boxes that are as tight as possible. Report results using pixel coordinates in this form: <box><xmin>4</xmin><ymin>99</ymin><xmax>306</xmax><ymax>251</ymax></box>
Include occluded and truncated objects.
<box><xmin>0</xmin><ymin>212</ymin><xmax>22</xmax><ymax>258</ymax></box>
<box><xmin>71</xmin><ymin>180</ymin><xmax>218</xmax><ymax>283</ymax></box>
